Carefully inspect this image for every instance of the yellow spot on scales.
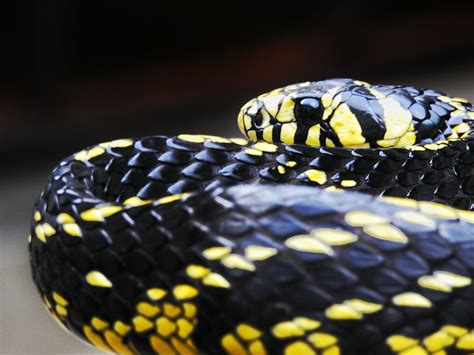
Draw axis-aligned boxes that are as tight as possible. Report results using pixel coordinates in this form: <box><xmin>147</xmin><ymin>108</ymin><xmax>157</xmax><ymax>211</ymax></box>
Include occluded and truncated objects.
<box><xmin>244</xmin><ymin>245</ymin><xmax>278</xmax><ymax>261</ymax></box>
<box><xmin>452</xmin><ymin>97</ymin><xmax>469</xmax><ymax>103</ymax></box>
<box><xmin>173</xmin><ymin>285</ymin><xmax>198</xmax><ymax>300</ymax></box>
<box><xmin>262</xmin><ymin>94</ymin><xmax>280</xmax><ymax>118</ymax></box>
<box><xmin>163</xmin><ymin>303</ymin><xmax>181</xmax><ymax>318</ymax></box>
<box><xmin>394</xmin><ymin>211</ymin><xmax>436</xmax><ymax>228</ymax></box>
<box><xmin>345</xmin><ymin>210</ymin><xmax>388</xmax><ymax>226</ymax></box>
<box><xmin>387</xmin><ymin>335</ymin><xmax>419</xmax><ymax>352</ymax></box>
<box><xmin>442</xmin><ymin>325</ymin><xmax>468</xmax><ymax>337</ymax></box>
<box><xmin>199</xmin><ymin>135</ymin><xmax>233</xmax><ymax>144</ymax></box>
<box><xmin>343</xmin><ymin>299</ymin><xmax>383</xmax><ymax>313</ymax></box>
<box><xmin>86</xmin><ymin>271</ymin><xmax>112</xmax><ymax>288</ymax></box>
<box><xmin>457</xmin><ymin>332</ymin><xmax>474</xmax><ymax>351</ymax></box>
<box><xmin>249</xmin><ymin>341</ymin><xmax>267</xmax><ymax>355</ymax></box>
<box><xmin>83</xmin><ymin>325</ymin><xmax>112</xmax><ymax>352</ymax></box>
<box><xmin>311</xmin><ymin>228</ymin><xmax>358</xmax><ymax>246</ymax></box>
<box><xmin>285</xmin><ymin>235</ymin><xmax>333</xmax><ymax>255</ymax></box>
<box><xmin>147</xmin><ymin>288</ymin><xmax>167</xmax><ymax>301</ymax></box>
<box><xmin>35</xmin><ymin>223</ymin><xmax>56</xmax><ymax>242</ymax></box>
<box><xmin>52</xmin><ymin>292</ymin><xmax>68</xmax><ymax>306</ymax></box>
<box><xmin>62</xmin><ymin>223</ymin><xmax>82</xmax><ymax>237</ymax></box>
<box><xmin>423</xmin><ymin>330</ymin><xmax>454</xmax><ymax>352</ymax></box>
<box><xmin>156</xmin><ymin>317</ymin><xmax>176</xmax><ymax>337</ymax></box>
<box><xmin>34</xmin><ymin>211</ymin><xmax>41</xmax><ymax>222</ymax></box>
<box><xmin>247</xmin><ymin>130</ymin><xmax>257</xmax><ymax>141</ymax></box>
<box><xmin>186</xmin><ymin>264</ymin><xmax>230</xmax><ymax>288</ymax></box>
<box><xmin>378</xmin><ymin>97</ymin><xmax>413</xmax><ymax>140</ymax></box>
<box><xmin>104</xmin><ymin>330</ymin><xmax>133</xmax><ymax>354</ymax></box>
<box><xmin>272</xmin><ymin>321</ymin><xmax>305</xmax><ymax>338</ymax></box>
<box><xmin>158</xmin><ymin>193</ymin><xmax>190</xmax><ymax>205</ymax></box>
<box><xmin>99</xmin><ymin>139</ymin><xmax>134</xmax><ymax>149</ymax></box>
<box><xmin>381</xmin><ymin>196</ymin><xmax>418</xmax><ymax>208</ymax></box>
<box><xmin>322</xmin><ymin>346</ymin><xmax>340</xmax><ymax>355</ymax></box>
<box><xmin>203</xmin><ymin>246</ymin><xmax>231</xmax><ymax>260</ymax></box>
<box><xmin>321</xmin><ymin>87</ymin><xmax>342</xmax><ymax>108</ymax></box>
<box><xmin>56</xmin><ymin>213</ymin><xmax>74</xmax><ymax>224</ymax></box>
<box><xmin>418</xmin><ymin>276</ymin><xmax>452</xmax><ymax>293</ymax></box>
<box><xmin>177</xmin><ymin>318</ymin><xmax>194</xmax><ymax>338</ymax></box>
<box><xmin>137</xmin><ymin>302</ymin><xmax>161</xmax><ymax>318</ymax></box>
<box><xmin>329</xmin><ymin>103</ymin><xmax>366</xmax><ymax>146</ymax></box>
<box><xmin>222</xmin><ymin>254</ymin><xmax>256</xmax><ymax>271</ymax></box>
<box><xmin>244</xmin><ymin>148</ymin><xmax>263</xmax><ymax>156</ymax></box>
<box><xmin>340</xmin><ymin>180</ymin><xmax>357</xmax><ymax>187</ymax></box>
<box><xmin>77</xmin><ymin>146</ymin><xmax>106</xmax><ymax>161</ymax></box>
<box><xmin>275</xmin><ymin>96</ymin><xmax>296</xmax><ymax>123</ymax></box>
<box><xmin>305</xmin><ymin>124</ymin><xmax>321</xmax><ymax>146</ymax></box>
<box><xmin>123</xmin><ymin>196</ymin><xmax>152</xmax><ymax>206</ymax></box>
<box><xmin>424</xmin><ymin>143</ymin><xmax>447</xmax><ymax>151</ymax></box>
<box><xmin>203</xmin><ymin>273</ymin><xmax>231</xmax><ymax>288</ymax></box>
<box><xmin>307</xmin><ymin>333</ymin><xmax>338</xmax><ymax>349</ymax></box>
<box><xmin>325</xmin><ymin>299</ymin><xmax>382</xmax><ymax>320</ymax></box>
<box><xmin>419</xmin><ymin>202</ymin><xmax>457</xmax><ymax>220</ymax></box>
<box><xmin>34</xmin><ymin>225</ymin><xmax>45</xmax><ymax>242</ymax></box>
<box><xmin>221</xmin><ymin>334</ymin><xmax>247</xmax><ymax>355</ymax></box>
<box><xmin>454</xmin><ymin>122</ymin><xmax>470</xmax><ymax>134</ymax></box>
<box><xmin>285</xmin><ymin>341</ymin><xmax>315</xmax><ymax>355</ymax></box>
<box><xmin>253</xmin><ymin>141</ymin><xmax>278</xmax><ymax>153</ymax></box>
<box><xmin>392</xmin><ymin>292</ymin><xmax>432</xmax><ymax>308</ymax></box>
<box><xmin>277</xmin><ymin>166</ymin><xmax>286</xmax><ymax>174</ymax></box>
<box><xmin>183</xmin><ymin>303</ymin><xmax>196</xmax><ymax>318</ymax></box>
<box><xmin>325</xmin><ymin>304</ymin><xmax>362</xmax><ymax>320</ymax></box>
<box><xmin>132</xmin><ymin>315</ymin><xmax>154</xmax><ymax>332</ymax></box>
<box><xmin>55</xmin><ymin>305</ymin><xmax>68</xmax><ymax>316</ymax></box>
<box><xmin>435</xmin><ymin>271</ymin><xmax>471</xmax><ymax>288</ymax></box>
<box><xmin>363</xmin><ymin>224</ymin><xmax>408</xmax><ymax>244</ymax></box>
<box><xmin>114</xmin><ymin>321</ymin><xmax>131</xmax><ymax>336</ymax></box>
<box><xmin>178</xmin><ymin>134</ymin><xmax>232</xmax><ymax>144</ymax></box>
<box><xmin>280</xmin><ymin>122</ymin><xmax>298</xmax><ymax>144</ymax></box>
<box><xmin>294</xmin><ymin>318</ymin><xmax>321</xmax><ymax>330</ymax></box>
<box><xmin>91</xmin><ymin>317</ymin><xmax>109</xmax><ymax>331</ymax></box>
<box><xmin>186</xmin><ymin>265</ymin><xmax>211</xmax><ymax>279</ymax></box>
<box><xmin>438</xmin><ymin>95</ymin><xmax>452</xmax><ymax>103</ymax></box>
<box><xmin>302</xmin><ymin>169</ymin><xmax>327</xmax><ymax>184</ymax></box>
<box><xmin>150</xmin><ymin>335</ymin><xmax>175</xmax><ymax>354</ymax></box>
<box><xmin>230</xmin><ymin>138</ymin><xmax>248</xmax><ymax>146</ymax></box>
<box><xmin>80</xmin><ymin>205</ymin><xmax>123</xmax><ymax>222</ymax></box>
<box><xmin>236</xmin><ymin>324</ymin><xmax>262</xmax><ymax>341</ymax></box>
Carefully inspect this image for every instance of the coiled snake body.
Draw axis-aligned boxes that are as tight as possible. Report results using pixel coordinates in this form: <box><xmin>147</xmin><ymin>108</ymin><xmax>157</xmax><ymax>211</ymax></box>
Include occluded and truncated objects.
<box><xmin>30</xmin><ymin>79</ymin><xmax>474</xmax><ymax>354</ymax></box>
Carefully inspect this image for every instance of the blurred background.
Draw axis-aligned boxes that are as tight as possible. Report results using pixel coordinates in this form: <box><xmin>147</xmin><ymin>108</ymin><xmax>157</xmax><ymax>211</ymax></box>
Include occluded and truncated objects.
<box><xmin>2</xmin><ymin>1</ymin><xmax>474</xmax><ymax>353</ymax></box>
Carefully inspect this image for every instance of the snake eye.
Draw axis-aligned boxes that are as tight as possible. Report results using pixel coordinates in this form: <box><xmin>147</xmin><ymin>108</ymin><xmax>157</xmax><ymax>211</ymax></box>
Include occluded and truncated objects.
<box><xmin>295</xmin><ymin>98</ymin><xmax>323</xmax><ymax>124</ymax></box>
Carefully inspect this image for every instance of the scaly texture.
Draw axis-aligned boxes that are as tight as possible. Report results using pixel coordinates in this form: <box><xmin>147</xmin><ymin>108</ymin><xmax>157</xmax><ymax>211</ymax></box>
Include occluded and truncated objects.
<box><xmin>30</xmin><ymin>79</ymin><xmax>474</xmax><ymax>354</ymax></box>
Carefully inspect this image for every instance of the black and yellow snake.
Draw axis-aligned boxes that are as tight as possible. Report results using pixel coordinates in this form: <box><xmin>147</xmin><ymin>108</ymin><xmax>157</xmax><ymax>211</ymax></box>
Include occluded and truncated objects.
<box><xmin>30</xmin><ymin>79</ymin><xmax>474</xmax><ymax>354</ymax></box>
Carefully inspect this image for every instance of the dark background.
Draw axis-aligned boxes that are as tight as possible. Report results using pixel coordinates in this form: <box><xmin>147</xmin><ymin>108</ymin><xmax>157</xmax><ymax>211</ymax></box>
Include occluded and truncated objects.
<box><xmin>2</xmin><ymin>2</ymin><xmax>474</xmax><ymax>353</ymax></box>
<box><xmin>3</xmin><ymin>1</ymin><xmax>474</xmax><ymax>167</ymax></box>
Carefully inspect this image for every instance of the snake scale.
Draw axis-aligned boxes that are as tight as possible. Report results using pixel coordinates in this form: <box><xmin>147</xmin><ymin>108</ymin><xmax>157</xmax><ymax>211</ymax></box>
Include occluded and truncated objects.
<box><xmin>30</xmin><ymin>79</ymin><xmax>474</xmax><ymax>354</ymax></box>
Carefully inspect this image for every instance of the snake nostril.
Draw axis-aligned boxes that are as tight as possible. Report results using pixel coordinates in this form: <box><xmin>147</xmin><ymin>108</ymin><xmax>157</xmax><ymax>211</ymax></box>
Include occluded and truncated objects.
<box><xmin>254</xmin><ymin>111</ymin><xmax>264</xmax><ymax>127</ymax></box>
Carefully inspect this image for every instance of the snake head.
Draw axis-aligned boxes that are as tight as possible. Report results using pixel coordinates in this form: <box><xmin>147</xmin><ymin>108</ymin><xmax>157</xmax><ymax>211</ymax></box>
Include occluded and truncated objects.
<box><xmin>238</xmin><ymin>78</ymin><xmax>444</xmax><ymax>148</ymax></box>
<box><xmin>237</xmin><ymin>79</ymin><xmax>357</xmax><ymax>146</ymax></box>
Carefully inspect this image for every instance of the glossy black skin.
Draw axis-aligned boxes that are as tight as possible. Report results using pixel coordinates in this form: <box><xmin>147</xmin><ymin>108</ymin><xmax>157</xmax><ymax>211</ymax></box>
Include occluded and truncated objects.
<box><xmin>29</xmin><ymin>78</ymin><xmax>474</xmax><ymax>354</ymax></box>
<box><xmin>30</xmin><ymin>131</ymin><xmax>474</xmax><ymax>354</ymax></box>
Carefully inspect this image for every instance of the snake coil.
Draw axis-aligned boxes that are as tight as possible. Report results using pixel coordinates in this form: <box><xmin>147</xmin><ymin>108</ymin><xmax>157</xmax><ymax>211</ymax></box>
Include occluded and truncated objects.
<box><xmin>30</xmin><ymin>79</ymin><xmax>474</xmax><ymax>354</ymax></box>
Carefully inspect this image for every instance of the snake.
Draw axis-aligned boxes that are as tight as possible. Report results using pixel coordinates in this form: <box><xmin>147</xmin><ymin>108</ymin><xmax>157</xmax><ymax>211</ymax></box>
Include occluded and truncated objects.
<box><xmin>30</xmin><ymin>78</ymin><xmax>474</xmax><ymax>355</ymax></box>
